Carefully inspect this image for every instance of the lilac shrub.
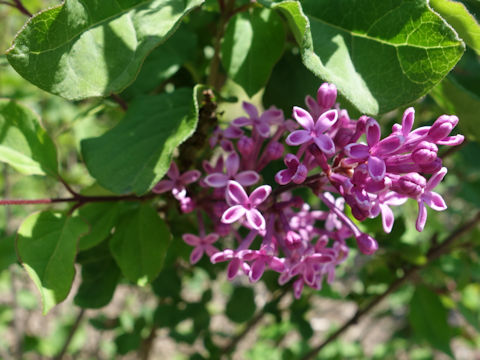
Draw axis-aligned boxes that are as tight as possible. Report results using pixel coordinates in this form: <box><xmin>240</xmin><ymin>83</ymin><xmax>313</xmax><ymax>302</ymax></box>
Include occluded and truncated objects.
<box><xmin>154</xmin><ymin>83</ymin><xmax>464</xmax><ymax>299</ymax></box>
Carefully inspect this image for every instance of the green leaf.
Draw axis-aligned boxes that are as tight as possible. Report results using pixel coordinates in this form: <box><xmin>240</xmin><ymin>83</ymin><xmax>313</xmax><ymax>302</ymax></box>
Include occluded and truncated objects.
<box><xmin>16</xmin><ymin>212</ymin><xmax>88</xmax><ymax>314</ymax></box>
<box><xmin>430</xmin><ymin>0</ymin><xmax>480</xmax><ymax>55</ymax></box>
<box><xmin>270</xmin><ymin>0</ymin><xmax>464</xmax><ymax>115</ymax></box>
<box><xmin>408</xmin><ymin>285</ymin><xmax>453</xmax><ymax>357</ymax></box>
<box><xmin>77</xmin><ymin>203</ymin><xmax>120</xmax><ymax>251</ymax></box>
<box><xmin>6</xmin><ymin>0</ymin><xmax>204</xmax><ymax>100</ymax></box>
<box><xmin>121</xmin><ymin>26</ymin><xmax>198</xmax><ymax>99</ymax></box>
<box><xmin>221</xmin><ymin>8</ymin><xmax>285</xmax><ymax>97</ymax></box>
<box><xmin>0</xmin><ymin>100</ymin><xmax>58</xmax><ymax>176</ymax></box>
<box><xmin>74</xmin><ymin>240</ymin><xmax>121</xmax><ymax>309</ymax></box>
<box><xmin>0</xmin><ymin>235</ymin><xmax>17</xmax><ymax>272</ymax></box>
<box><xmin>226</xmin><ymin>286</ymin><xmax>256</xmax><ymax>323</ymax></box>
<box><xmin>81</xmin><ymin>87</ymin><xmax>199</xmax><ymax>194</ymax></box>
<box><xmin>110</xmin><ymin>204</ymin><xmax>171</xmax><ymax>285</ymax></box>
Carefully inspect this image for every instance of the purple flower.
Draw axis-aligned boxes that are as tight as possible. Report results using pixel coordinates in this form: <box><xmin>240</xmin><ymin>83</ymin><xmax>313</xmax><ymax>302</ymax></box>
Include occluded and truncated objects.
<box><xmin>211</xmin><ymin>249</ymin><xmax>250</xmax><ymax>280</ymax></box>
<box><xmin>371</xmin><ymin>191</ymin><xmax>407</xmax><ymax>233</ymax></box>
<box><xmin>221</xmin><ymin>181</ymin><xmax>271</xmax><ymax>230</ymax></box>
<box><xmin>183</xmin><ymin>233</ymin><xmax>220</xmax><ymax>264</ymax></box>
<box><xmin>286</xmin><ymin>107</ymin><xmax>338</xmax><ymax>156</ymax></box>
<box><xmin>239</xmin><ymin>247</ymin><xmax>285</xmax><ymax>282</ymax></box>
<box><xmin>204</xmin><ymin>152</ymin><xmax>259</xmax><ymax>188</ymax></box>
<box><xmin>275</xmin><ymin>154</ymin><xmax>308</xmax><ymax>185</ymax></box>
<box><xmin>416</xmin><ymin>167</ymin><xmax>448</xmax><ymax>232</ymax></box>
<box><xmin>345</xmin><ymin>118</ymin><xmax>404</xmax><ymax>181</ymax></box>
<box><xmin>305</xmin><ymin>82</ymin><xmax>337</xmax><ymax>120</ymax></box>
<box><xmin>232</xmin><ymin>102</ymin><xmax>284</xmax><ymax>138</ymax></box>
<box><xmin>153</xmin><ymin>162</ymin><xmax>201</xmax><ymax>200</ymax></box>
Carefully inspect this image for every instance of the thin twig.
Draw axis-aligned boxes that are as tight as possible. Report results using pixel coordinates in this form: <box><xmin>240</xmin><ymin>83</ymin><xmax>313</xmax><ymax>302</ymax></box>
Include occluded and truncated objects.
<box><xmin>0</xmin><ymin>193</ymin><xmax>155</xmax><ymax>206</ymax></box>
<box><xmin>54</xmin><ymin>308</ymin><xmax>86</xmax><ymax>360</ymax></box>
<box><xmin>300</xmin><ymin>211</ymin><xmax>480</xmax><ymax>360</ymax></box>
<box><xmin>12</xmin><ymin>0</ymin><xmax>31</xmax><ymax>16</ymax></box>
<box><xmin>221</xmin><ymin>286</ymin><xmax>291</xmax><ymax>355</ymax></box>
<box><xmin>110</xmin><ymin>93</ymin><xmax>128</xmax><ymax>111</ymax></box>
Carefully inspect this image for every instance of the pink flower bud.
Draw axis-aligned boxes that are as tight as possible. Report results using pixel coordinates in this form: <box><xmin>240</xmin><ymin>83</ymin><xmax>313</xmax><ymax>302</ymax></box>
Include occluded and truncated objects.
<box><xmin>412</xmin><ymin>141</ymin><xmax>438</xmax><ymax>165</ymax></box>
<box><xmin>237</xmin><ymin>136</ymin><xmax>255</xmax><ymax>155</ymax></box>
<box><xmin>420</xmin><ymin>157</ymin><xmax>442</xmax><ymax>174</ymax></box>
<box><xmin>356</xmin><ymin>234</ymin><xmax>378</xmax><ymax>255</ymax></box>
<box><xmin>317</xmin><ymin>83</ymin><xmax>337</xmax><ymax>109</ymax></box>
<box><xmin>428</xmin><ymin>115</ymin><xmax>458</xmax><ymax>141</ymax></box>
<box><xmin>392</xmin><ymin>173</ymin><xmax>426</xmax><ymax>197</ymax></box>
<box><xmin>180</xmin><ymin>197</ymin><xmax>195</xmax><ymax>213</ymax></box>
<box><xmin>266</xmin><ymin>141</ymin><xmax>284</xmax><ymax>160</ymax></box>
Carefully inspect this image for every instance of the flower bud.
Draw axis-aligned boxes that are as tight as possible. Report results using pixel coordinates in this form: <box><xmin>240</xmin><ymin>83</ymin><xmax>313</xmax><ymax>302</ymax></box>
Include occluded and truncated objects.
<box><xmin>266</xmin><ymin>141</ymin><xmax>284</xmax><ymax>161</ymax></box>
<box><xmin>428</xmin><ymin>115</ymin><xmax>458</xmax><ymax>141</ymax></box>
<box><xmin>180</xmin><ymin>197</ymin><xmax>195</xmax><ymax>213</ymax></box>
<box><xmin>392</xmin><ymin>173</ymin><xmax>426</xmax><ymax>197</ymax></box>
<box><xmin>356</xmin><ymin>233</ymin><xmax>378</xmax><ymax>255</ymax></box>
<box><xmin>420</xmin><ymin>157</ymin><xmax>442</xmax><ymax>174</ymax></box>
<box><xmin>412</xmin><ymin>141</ymin><xmax>438</xmax><ymax>165</ymax></box>
<box><xmin>237</xmin><ymin>136</ymin><xmax>255</xmax><ymax>155</ymax></box>
<box><xmin>286</xmin><ymin>231</ymin><xmax>302</xmax><ymax>250</ymax></box>
<box><xmin>317</xmin><ymin>83</ymin><xmax>337</xmax><ymax>109</ymax></box>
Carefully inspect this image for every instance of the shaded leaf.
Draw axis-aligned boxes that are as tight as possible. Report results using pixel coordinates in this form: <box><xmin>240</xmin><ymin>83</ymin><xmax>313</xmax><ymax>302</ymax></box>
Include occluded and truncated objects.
<box><xmin>121</xmin><ymin>26</ymin><xmax>198</xmax><ymax>99</ymax></box>
<box><xmin>110</xmin><ymin>204</ymin><xmax>171</xmax><ymax>285</ymax></box>
<box><xmin>270</xmin><ymin>0</ymin><xmax>464</xmax><ymax>114</ymax></box>
<box><xmin>81</xmin><ymin>87</ymin><xmax>199</xmax><ymax>194</ymax></box>
<box><xmin>226</xmin><ymin>286</ymin><xmax>256</xmax><ymax>323</ymax></box>
<box><xmin>16</xmin><ymin>212</ymin><xmax>88</xmax><ymax>314</ymax></box>
<box><xmin>74</xmin><ymin>240</ymin><xmax>121</xmax><ymax>308</ymax></box>
<box><xmin>408</xmin><ymin>285</ymin><xmax>453</xmax><ymax>357</ymax></box>
<box><xmin>221</xmin><ymin>8</ymin><xmax>285</xmax><ymax>96</ymax></box>
<box><xmin>0</xmin><ymin>235</ymin><xmax>17</xmax><ymax>272</ymax></box>
<box><xmin>0</xmin><ymin>100</ymin><xmax>58</xmax><ymax>176</ymax></box>
<box><xmin>77</xmin><ymin>202</ymin><xmax>120</xmax><ymax>251</ymax></box>
<box><xmin>7</xmin><ymin>0</ymin><xmax>204</xmax><ymax>99</ymax></box>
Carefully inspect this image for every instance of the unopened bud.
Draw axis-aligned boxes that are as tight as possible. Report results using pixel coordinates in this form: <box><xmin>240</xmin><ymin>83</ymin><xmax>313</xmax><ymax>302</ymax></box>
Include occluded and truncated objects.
<box><xmin>428</xmin><ymin>115</ymin><xmax>458</xmax><ymax>141</ymax></box>
<box><xmin>412</xmin><ymin>141</ymin><xmax>438</xmax><ymax>165</ymax></box>
<box><xmin>317</xmin><ymin>83</ymin><xmax>337</xmax><ymax>109</ymax></box>
<box><xmin>356</xmin><ymin>234</ymin><xmax>378</xmax><ymax>255</ymax></box>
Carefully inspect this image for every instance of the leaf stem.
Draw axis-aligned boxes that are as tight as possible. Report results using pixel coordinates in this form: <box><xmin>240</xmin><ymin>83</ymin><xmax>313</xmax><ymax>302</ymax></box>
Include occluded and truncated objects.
<box><xmin>110</xmin><ymin>93</ymin><xmax>128</xmax><ymax>111</ymax></box>
<box><xmin>0</xmin><ymin>193</ymin><xmax>155</xmax><ymax>206</ymax></box>
<box><xmin>0</xmin><ymin>0</ymin><xmax>32</xmax><ymax>16</ymax></box>
<box><xmin>300</xmin><ymin>211</ymin><xmax>480</xmax><ymax>360</ymax></box>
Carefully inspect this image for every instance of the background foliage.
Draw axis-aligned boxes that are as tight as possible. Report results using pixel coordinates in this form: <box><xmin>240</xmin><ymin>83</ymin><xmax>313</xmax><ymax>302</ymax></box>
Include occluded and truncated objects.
<box><xmin>0</xmin><ymin>0</ymin><xmax>479</xmax><ymax>359</ymax></box>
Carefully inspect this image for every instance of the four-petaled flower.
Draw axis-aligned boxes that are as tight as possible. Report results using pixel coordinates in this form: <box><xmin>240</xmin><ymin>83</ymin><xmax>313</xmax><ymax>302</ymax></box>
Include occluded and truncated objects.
<box><xmin>153</xmin><ymin>162</ymin><xmax>201</xmax><ymax>200</ymax></box>
<box><xmin>232</xmin><ymin>102</ymin><xmax>284</xmax><ymax>138</ymax></box>
<box><xmin>344</xmin><ymin>118</ymin><xmax>404</xmax><ymax>181</ymax></box>
<box><xmin>182</xmin><ymin>233</ymin><xmax>220</xmax><ymax>264</ymax></box>
<box><xmin>416</xmin><ymin>167</ymin><xmax>448</xmax><ymax>232</ymax></box>
<box><xmin>204</xmin><ymin>152</ymin><xmax>260</xmax><ymax>188</ymax></box>
<box><xmin>221</xmin><ymin>181</ymin><xmax>271</xmax><ymax>230</ymax></box>
<box><xmin>286</xmin><ymin>107</ymin><xmax>338</xmax><ymax>156</ymax></box>
<box><xmin>275</xmin><ymin>153</ymin><xmax>307</xmax><ymax>185</ymax></box>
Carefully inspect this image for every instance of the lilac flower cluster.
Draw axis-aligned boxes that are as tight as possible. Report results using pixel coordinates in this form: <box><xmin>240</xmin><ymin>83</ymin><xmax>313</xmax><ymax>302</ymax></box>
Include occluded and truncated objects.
<box><xmin>153</xmin><ymin>83</ymin><xmax>463</xmax><ymax>298</ymax></box>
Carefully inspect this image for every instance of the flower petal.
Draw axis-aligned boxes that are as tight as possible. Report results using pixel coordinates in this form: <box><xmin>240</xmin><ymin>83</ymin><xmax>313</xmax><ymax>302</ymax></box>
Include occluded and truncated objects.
<box><xmin>292</xmin><ymin>163</ymin><xmax>308</xmax><ymax>184</ymax></box>
<box><xmin>436</xmin><ymin>134</ymin><xmax>464</xmax><ymax>146</ymax></box>
<box><xmin>204</xmin><ymin>233</ymin><xmax>219</xmax><ymax>244</ymax></box>
<box><xmin>224</xmin><ymin>125</ymin><xmax>244</xmax><ymax>138</ymax></box>
<box><xmin>204</xmin><ymin>173</ymin><xmax>229</xmax><ymax>188</ymax></box>
<box><xmin>366</xmin><ymin>118</ymin><xmax>381</xmax><ymax>147</ymax></box>
<box><xmin>232</xmin><ymin>116</ymin><xmax>251</xmax><ymax>127</ymax></box>
<box><xmin>249</xmin><ymin>260</ymin><xmax>266</xmax><ymax>282</ymax></box>
<box><xmin>167</xmin><ymin>162</ymin><xmax>180</xmax><ymax>179</ymax></box>
<box><xmin>261</xmin><ymin>108</ymin><xmax>284</xmax><ymax>124</ymax></box>
<box><xmin>204</xmin><ymin>245</ymin><xmax>219</xmax><ymax>257</ymax></box>
<box><xmin>152</xmin><ymin>180</ymin><xmax>174</xmax><ymax>194</ymax></box>
<box><xmin>401</xmin><ymin>107</ymin><xmax>415</xmax><ymax>137</ymax></box>
<box><xmin>246</xmin><ymin>209</ymin><xmax>266</xmax><ymax>230</ymax></box>
<box><xmin>182</xmin><ymin>234</ymin><xmax>201</xmax><ymax>246</ymax></box>
<box><xmin>293</xmin><ymin>106</ymin><xmax>314</xmax><ymax>130</ymax></box>
<box><xmin>249</xmin><ymin>185</ymin><xmax>272</xmax><ymax>207</ymax></box>
<box><xmin>211</xmin><ymin>249</ymin><xmax>234</xmax><ymax>263</ymax></box>
<box><xmin>226</xmin><ymin>152</ymin><xmax>240</xmax><ymax>177</ymax></box>
<box><xmin>313</xmin><ymin>134</ymin><xmax>335</xmax><ymax>156</ymax></box>
<box><xmin>256</xmin><ymin>121</ymin><xmax>271</xmax><ymax>138</ymax></box>
<box><xmin>269</xmin><ymin>257</ymin><xmax>285</xmax><ymax>273</ymax></box>
<box><xmin>314</xmin><ymin>109</ymin><xmax>338</xmax><ymax>134</ymax></box>
<box><xmin>226</xmin><ymin>180</ymin><xmax>249</xmax><ymax>205</ymax></box>
<box><xmin>286</xmin><ymin>130</ymin><xmax>312</xmax><ymax>146</ymax></box>
<box><xmin>416</xmin><ymin>201</ymin><xmax>427</xmax><ymax>232</ymax></box>
<box><xmin>344</xmin><ymin>143</ymin><xmax>369</xmax><ymax>159</ymax></box>
<box><xmin>275</xmin><ymin>169</ymin><xmax>293</xmax><ymax>185</ymax></box>
<box><xmin>380</xmin><ymin>204</ymin><xmax>394</xmax><ymax>233</ymax></box>
<box><xmin>172</xmin><ymin>186</ymin><xmax>187</xmax><ymax>200</ymax></box>
<box><xmin>293</xmin><ymin>278</ymin><xmax>304</xmax><ymax>299</ymax></box>
<box><xmin>180</xmin><ymin>170</ymin><xmax>201</xmax><ymax>184</ymax></box>
<box><xmin>221</xmin><ymin>205</ymin><xmax>246</xmax><ymax>224</ymax></box>
<box><xmin>242</xmin><ymin>101</ymin><xmax>259</xmax><ymax>119</ymax></box>
<box><xmin>368</xmin><ymin>156</ymin><xmax>386</xmax><ymax>181</ymax></box>
<box><xmin>423</xmin><ymin>191</ymin><xmax>447</xmax><ymax>211</ymax></box>
<box><xmin>372</xmin><ymin>135</ymin><xmax>404</xmax><ymax>156</ymax></box>
<box><xmin>235</xmin><ymin>171</ymin><xmax>260</xmax><ymax>186</ymax></box>
<box><xmin>426</xmin><ymin>167</ymin><xmax>447</xmax><ymax>191</ymax></box>
<box><xmin>227</xmin><ymin>258</ymin><xmax>241</xmax><ymax>280</ymax></box>
<box><xmin>190</xmin><ymin>247</ymin><xmax>204</xmax><ymax>264</ymax></box>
